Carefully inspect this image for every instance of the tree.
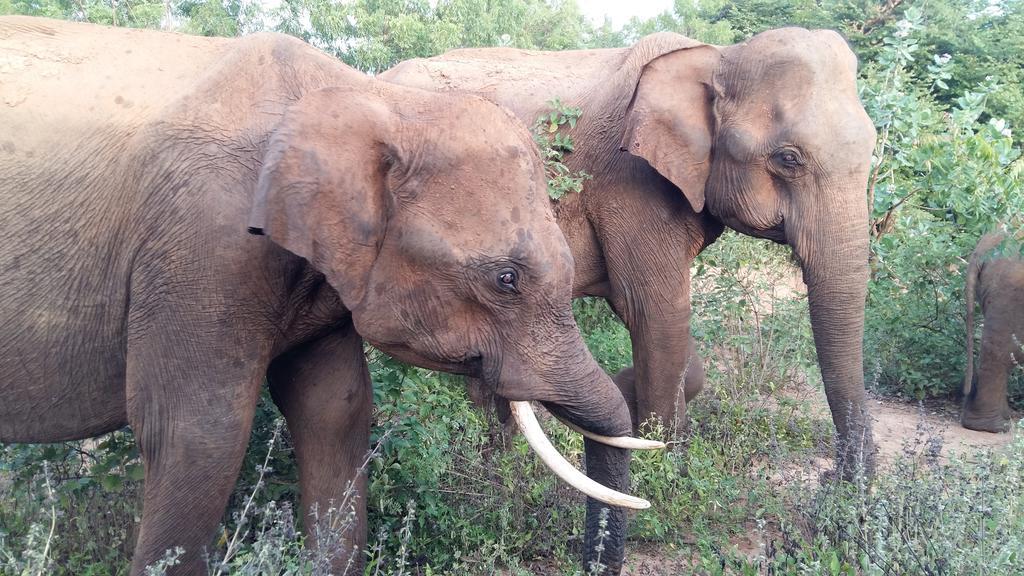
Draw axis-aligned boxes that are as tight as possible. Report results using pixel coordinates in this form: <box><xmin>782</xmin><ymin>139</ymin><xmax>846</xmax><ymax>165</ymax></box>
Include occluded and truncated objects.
<box><xmin>176</xmin><ymin>0</ymin><xmax>265</xmax><ymax>37</ymax></box>
<box><xmin>1</xmin><ymin>0</ymin><xmax>167</xmax><ymax>28</ymax></box>
<box><xmin>265</xmin><ymin>0</ymin><xmax>592</xmax><ymax>73</ymax></box>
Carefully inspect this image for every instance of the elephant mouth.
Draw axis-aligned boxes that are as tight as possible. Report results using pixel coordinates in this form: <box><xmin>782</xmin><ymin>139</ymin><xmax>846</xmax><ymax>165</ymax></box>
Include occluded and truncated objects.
<box><xmin>717</xmin><ymin>212</ymin><xmax>787</xmax><ymax>244</ymax></box>
<box><xmin>370</xmin><ymin>341</ymin><xmax>482</xmax><ymax>376</ymax></box>
<box><xmin>742</xmin><ymin>221</ymin><xmax>787</xmax><ymax>244</ymax></box>
<box><xmin>375</xmin><ymin>344</ymin><xmax>659</xmax><ymax>509</ymax></box>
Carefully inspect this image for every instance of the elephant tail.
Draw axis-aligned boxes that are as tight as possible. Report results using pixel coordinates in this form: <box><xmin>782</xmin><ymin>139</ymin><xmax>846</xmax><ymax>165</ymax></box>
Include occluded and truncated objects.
<box><xmin>964</xmin><ymin>247</ymin><xmax>980</xmax><ymax>396</ymax></box>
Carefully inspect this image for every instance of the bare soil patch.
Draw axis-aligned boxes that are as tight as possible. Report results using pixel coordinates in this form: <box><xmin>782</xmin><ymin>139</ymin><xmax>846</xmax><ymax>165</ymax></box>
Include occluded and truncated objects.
<box><xmin>777</xmin><ymin>379</ymin><xmax>1018</xmax><ymax>464</ymax></box>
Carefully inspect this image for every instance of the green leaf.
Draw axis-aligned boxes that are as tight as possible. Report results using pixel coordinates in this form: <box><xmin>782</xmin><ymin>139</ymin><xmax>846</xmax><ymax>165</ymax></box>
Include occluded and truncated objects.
<box><xmin>100</xmin><ymin>473</ymin><xmax>123</xmax><ymax>492</ymax></box>
<box><xmin>126</xmin><ymin>463</ymin><xmax>144</xmax><ymax>482</ymax></box>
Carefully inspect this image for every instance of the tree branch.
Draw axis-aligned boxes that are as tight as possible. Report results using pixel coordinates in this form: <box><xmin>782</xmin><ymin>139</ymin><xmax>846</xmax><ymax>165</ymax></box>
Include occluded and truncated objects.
<box><xmin>859</xmin><ymin>0</ymin><xmax>906</xmax><ymax>35</ymax></box>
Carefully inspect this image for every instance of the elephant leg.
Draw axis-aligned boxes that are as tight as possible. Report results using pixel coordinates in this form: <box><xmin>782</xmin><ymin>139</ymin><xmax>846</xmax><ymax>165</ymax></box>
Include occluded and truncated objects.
<box><xmin>681</xmin><ymin>335</ymin><xmax>706</xmax><ymax>402</ymax></box>
<box><xmin>611</xmin><ymin>336</ymin><xmax>705</xmax><ymax>421</ymax></box>
<box><xmin>125</xmin><ymin>328</ymin><xmax>265</xmax><ymax>575</ymax></box>
<box><xmin>963</xmin><ymin>316</ymin><xmax>1014</xmax><ymax>433</ymax></box>
<box><xmin>588</xmin><ymin>182</ymin><xmax>717</xmax><ymax>439</ymax></box>
<box><xmin>604</xmin><ymin>255</ymin><xmax>701</xmax><ymax>437</ymax></box>
<box><xmin>268</xmin><ymin>325</ymin><xmax>371</xmax><ymax>574</ymax></box>
<box><xmin>611</xmin><ymin>366</ymin><xmax>637</xmax><ymax>412</ymax></box>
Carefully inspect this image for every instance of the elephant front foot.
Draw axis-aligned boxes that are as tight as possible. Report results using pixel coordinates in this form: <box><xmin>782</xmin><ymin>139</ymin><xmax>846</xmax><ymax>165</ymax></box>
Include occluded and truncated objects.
<box><xmin>960</xmin><ymin>409</ymin><xmax>1012</xmax><ymax>433</ymax></box>
<box><xmin>961</xmin><ymin>394</ymin><xmax>1012</xmax><ymax>432</ymax></box>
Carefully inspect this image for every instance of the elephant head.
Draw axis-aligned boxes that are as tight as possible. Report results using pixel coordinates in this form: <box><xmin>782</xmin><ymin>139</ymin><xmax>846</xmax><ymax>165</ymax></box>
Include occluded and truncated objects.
<box><xmin>621</xmin><ymin>28</ymin><xmax>877</xmax><ymax>476</ymax></box>
<box><xmin>249</xmin><ymin>86</ymin><xmax>655</xmax><ymax>567</ymax></box>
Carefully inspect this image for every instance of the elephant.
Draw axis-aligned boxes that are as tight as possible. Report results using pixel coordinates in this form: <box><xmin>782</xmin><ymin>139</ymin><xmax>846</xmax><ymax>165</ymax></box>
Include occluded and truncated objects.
<box><xmin>962</xmin><ymin>232</ymin><xmax>1024</xmax><ymax>433</ymax></box>
<box><xmin>0</xmin><ymin>17</ymin><xmax>658</xmax><ymax>576</ymax></box>
<box><xmin>382</xmin><ymin>27</ymin><xmax>878</xmax><ymax>476</ymax></box>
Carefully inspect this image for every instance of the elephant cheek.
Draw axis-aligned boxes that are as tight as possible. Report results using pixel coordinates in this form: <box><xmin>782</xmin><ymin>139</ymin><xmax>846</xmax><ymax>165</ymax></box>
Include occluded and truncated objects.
<box><xmin>488</xmin><ymin>354</ymin><xmax>548</xmax><ymax>402</ymax></box>
<box><xmin>707</xmin><ymin>168</ymin><xmax>780</xmax><ymax>233</ymax></box>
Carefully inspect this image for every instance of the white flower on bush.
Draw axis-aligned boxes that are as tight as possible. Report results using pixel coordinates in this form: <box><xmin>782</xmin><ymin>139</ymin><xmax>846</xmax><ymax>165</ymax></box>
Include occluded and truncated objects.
<box><xmin>895</xmin><ymin>19</ymin><xmax>915</xmax><ymax>37</ymax></box>
<box><xmin>989</xmin><ymin>117</ymin><xmax>1013</xmax><ymax>138</ymax></box>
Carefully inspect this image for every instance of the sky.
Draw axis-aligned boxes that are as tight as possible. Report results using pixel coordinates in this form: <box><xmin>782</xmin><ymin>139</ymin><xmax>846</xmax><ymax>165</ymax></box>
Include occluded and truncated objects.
<box><xmin>577</xmin><ymin>0</ymin><xmax>676</xmax><ymax>29</ymax></box>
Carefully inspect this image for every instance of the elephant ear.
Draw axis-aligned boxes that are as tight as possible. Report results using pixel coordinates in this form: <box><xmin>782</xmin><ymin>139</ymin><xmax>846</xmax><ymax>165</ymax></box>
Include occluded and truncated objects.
<box><xmin>249</xmin><ymin>87</ymin><xmax>398</xmax><ymax>310</ymax></box>
<box><xmin>620</xmin><ymin>44</ymin><xmax>721</xmax><ymax>213</ymax></box>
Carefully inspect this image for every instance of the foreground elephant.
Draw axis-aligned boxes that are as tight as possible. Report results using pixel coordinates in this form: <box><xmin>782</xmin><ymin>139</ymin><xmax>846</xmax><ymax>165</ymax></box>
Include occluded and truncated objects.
<box><xmin>962</xmin><ymin>232</ymin><xmax>1024</xmax><ymax>433</ymax></box>
<box><xmin>384</xmin><ymin>28</ymin><xmax>878</xmax><ymax>473</ymax></box>
<box><xmin>0</xmin><ymin>17</ymin><xmax>655</xmax><ymax>575</ymax></box>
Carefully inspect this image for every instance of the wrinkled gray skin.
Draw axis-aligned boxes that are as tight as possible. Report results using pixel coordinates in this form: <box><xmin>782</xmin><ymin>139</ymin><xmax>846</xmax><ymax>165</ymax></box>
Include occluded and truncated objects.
<box><xmin>0</xmin><ymin>17</ymin><xmax>636</xmax><ymax>575</ymax></box>
<box><xmin>384</xmin><ymin>28</ymin><xmax>878</xmax><ymax>488</ymax></box>
<box><xmin>962</xmin><ymin>232</ymin><xmax>1024</xmax><ymax>433</ymax></box>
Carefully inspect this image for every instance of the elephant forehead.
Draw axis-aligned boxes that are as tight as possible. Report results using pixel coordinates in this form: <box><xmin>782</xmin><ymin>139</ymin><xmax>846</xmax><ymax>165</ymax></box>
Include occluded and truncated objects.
<box><xmin>738</xmin><ymin>28</ymin><xmax>856</xmax><ymax>69</ymax></box>
<box><xmin>419</xmin><ymin>156</ymin><xmax>551</xmax><ymax>223</ymax></box>
<box><xmin>395</xmin><ymin>209</ymin><xmax>567</xmax><ymax>270</ymax></box>
<box><xmin>452</xmin><ymin>142</ymin><xmax>541</xmax><ymax>188</ymax></box>
<box><xmin>722</xmin><ymin>36</ymin><xmax>858</xmax><ymax>102</ymax></box>
<box><xmin>717</xmin><ymin>87</ymin><xmax>874</xmax><ymax>159</ymax></box>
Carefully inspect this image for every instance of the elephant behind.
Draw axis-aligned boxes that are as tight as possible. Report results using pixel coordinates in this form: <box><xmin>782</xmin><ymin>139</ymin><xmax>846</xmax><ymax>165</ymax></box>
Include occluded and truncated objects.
<box><xmin>0</xmin><ymin>16</ymin><xmax>653</xmax><ymax>576</ymax></box>
<box><xmin>383</xmin><ymin>27</ymin><xmax>878</xmax><ymax>477</ymax></box>
<box><xmin>962</xmin><ymin>232</ymin><xmax>1024</xmax><ymax>433</ymax></box>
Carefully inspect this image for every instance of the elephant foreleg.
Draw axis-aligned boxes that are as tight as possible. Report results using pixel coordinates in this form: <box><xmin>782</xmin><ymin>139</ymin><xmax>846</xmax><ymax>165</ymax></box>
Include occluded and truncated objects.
<box><xmin>626</xmin><ymin>312</ymin><xmax>703</xmax><ymax>436</ymax></box>
<box><xmin>602</xmin><ymin>255</ymin><xmax>702</xmax><ymax>437</ymax></box>
<box><xmin>962</xmin><ymin>313</ymin><xmax>1015</xmax><ymax>432</ymax></box>
<box><xmin>125</xmin><ymin>324</ymin><xmax>265</xmax><ymax>575</ymax></box>
<box><xmin>268</xmin><ymin>325</ymin><xmax>372</xmax><ymax>575</ymax></box>
<box><xmin>611</xmin><ymin>336</ymin><xmax>705</xmax><ymax>432</ymax></box>
<box><xmin>589</xmin><ymin>182</ymin><xmax>716</xmax><ymax>439</ymax></box>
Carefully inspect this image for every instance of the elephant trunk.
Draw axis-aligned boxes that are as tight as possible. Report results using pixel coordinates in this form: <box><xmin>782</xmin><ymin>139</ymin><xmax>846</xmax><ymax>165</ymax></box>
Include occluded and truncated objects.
<box><xmin>531</xmin><ymin>331</ymin><xmax>637</xmax><ymax>576</ymax></box>
<box><xmin>792</xmin><ymin>201</ymin><xmax>876</xmax><ymax>479</ymax></box>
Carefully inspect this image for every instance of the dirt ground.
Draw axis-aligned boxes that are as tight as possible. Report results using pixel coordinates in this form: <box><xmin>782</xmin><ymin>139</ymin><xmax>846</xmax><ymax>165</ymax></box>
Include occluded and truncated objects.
<box><xmin>778</xmin><ymin>379</ymin><xmax>1018</xmax><ymax>463</ymax></box>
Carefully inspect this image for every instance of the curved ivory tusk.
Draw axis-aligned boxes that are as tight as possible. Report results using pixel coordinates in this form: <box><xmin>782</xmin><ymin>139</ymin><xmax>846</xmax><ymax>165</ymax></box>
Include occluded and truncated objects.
<box><xmin>508</xmin><ymin>401</ymin><xmax>651</xmax><ymax>510</ymax></box>
<box><xmin>553</xmin><ymin>415</ymin><xmax>666</xmax><ymax>450</ymax></box>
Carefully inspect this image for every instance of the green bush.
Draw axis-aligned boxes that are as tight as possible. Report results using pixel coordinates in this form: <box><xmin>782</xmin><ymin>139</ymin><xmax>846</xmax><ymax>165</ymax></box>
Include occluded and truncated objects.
<box><xmin>365</xmin><ymin>353</ymin><xmax>588</xmax><ymax>572</ymax></box>
<box><xmin>730</xmin><ymin>421</ymin><xmax>1024</xmax><ymax>575</ymax></box>
<box><xmin>859</xmin><ymin>9</ymin><xmax>1024</xmax><ymax>403</ymax></box>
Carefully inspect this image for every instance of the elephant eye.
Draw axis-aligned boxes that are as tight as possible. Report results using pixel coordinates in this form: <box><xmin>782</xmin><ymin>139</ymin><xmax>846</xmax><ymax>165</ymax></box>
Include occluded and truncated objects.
<box><xmin>773</xmin><ymin>148</ymin><xmax>804</xmax><ymax>168</ymax></box>
<box><xmin>497</xmin><ymin>269</ymin><xmax>518</xmax><ymax>292</ymax></box>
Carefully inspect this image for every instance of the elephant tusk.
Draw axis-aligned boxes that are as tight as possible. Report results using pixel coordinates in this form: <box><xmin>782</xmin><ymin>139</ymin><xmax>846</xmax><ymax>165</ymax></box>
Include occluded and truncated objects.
<box><xmin>553</xmin><ymin>414</ymin><xmax>666</xmax><ymax>450</ymax></box>
<box><xmin>508</xmin><ymin>401</ymin><xmax>651</xmax><ymax>510</ymax></box>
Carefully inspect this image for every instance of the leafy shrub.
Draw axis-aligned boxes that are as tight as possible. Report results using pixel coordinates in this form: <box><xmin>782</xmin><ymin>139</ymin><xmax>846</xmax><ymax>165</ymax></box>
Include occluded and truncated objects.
<box><xmin>729</xmin><ymin>420</ymin><xmax>1024</xmax><ymax>575</ymax></box>
<box><xmin>365</xmin><ymin>352</ymin><xmax>589</xmax><ymax>572</ymax></box>
<box><xmin>1</xmin><ymin>437</ymin><xmax>140</xmax><ymax>575</ymax></box>
<box><xmin>532</xmin><ymin>98</ymin><xmax>592</xmax><ymax>201</ymax></box>
<box><xmin>859</xmin><ymin>9</ymin><xmax>1024</xmax><ymax>403</ymax></box>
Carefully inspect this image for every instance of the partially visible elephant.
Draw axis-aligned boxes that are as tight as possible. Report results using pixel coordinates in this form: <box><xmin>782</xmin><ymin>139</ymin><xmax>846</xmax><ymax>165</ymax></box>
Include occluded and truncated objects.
<box><xmin>962</xmin><ymin>232</ymin><xmax>1024</xmax><ymax>433</ymax></box>
<box><xmin>0</xmin><ymin>17</ymin><xmax>652</xmax><ymax>576</ymax></box>
<box><xmin>383</xmin><ymin>27</ymin><xmax>878</xmax><ymax>475</ymax></box>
